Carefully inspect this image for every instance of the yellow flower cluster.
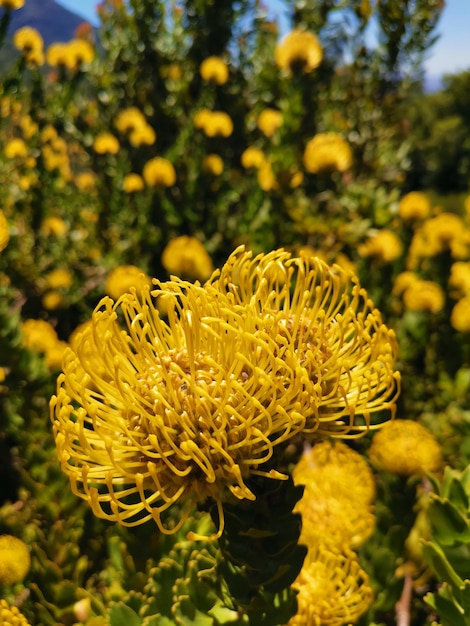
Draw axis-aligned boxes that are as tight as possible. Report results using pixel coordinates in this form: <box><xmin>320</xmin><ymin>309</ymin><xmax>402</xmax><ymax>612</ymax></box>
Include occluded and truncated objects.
<box><xmin>394</xmin><ymin>272</ymin><xmax>445</xmax><ymax>314</ymax></box>
<box><xmin>114</xmin><ymin>107</ymin><xmax>156</xmax><ymax>147</ymax></box>
<box><xmin>0</xmin><ymin>210</ymin><xmax>10</xmax><ymax>252</ymax></box>
<box><xmin>303</xmin><ymin>132</ymin><xmax>353</xmax><ymax>174</ymax></box>
<box><xmin>369</xmin><ymin>419</ymin><xmax>442</xmax><ymax>475</ymax></box>
<box><xmin>199</xmin><ymin>56</ymin><xmax>229</xmax><ymax>85</ymax></box>
<box><xmin>51</xmin><ymin>248</ymin><xmax>399</xmax><ymax>538</ymax></box>
<box><xmin>291</xmin><ymin>441</ymin><xmax>375</xmax><ymax>625</ymax></box>
<box><xmin>408</xmin><ymin>212</ymin><xmax>470</xmax><ymax>267</ymax></box>
<box><xmin>257</xmin><ymin>108</ymin><xmax>283</xmax><ymax>138</ymax></box>
<box><xmin>0</xmin><ymin>600</ymin><xmax>30</xmax><ymax>626</ymax></box>
<box><xmin>105</xmin><ymin>265</ymin><xmax>153</xmax><ymax>300</ymax></box>
<box><xmin>21</xmin><ymin>319</ymin><xmax>68</xmax><ymax>369</ymax></box>
<box><xmin>194</xmin><ymin>109</ymin><xmax>233</xmax><ymax>137</ymax></box>
<box><xmin>161</xmin><ymin>236</ymin><xmax>213</xmax><ymax>281</ymax></box>
<box><xmin>398</xmin><ymin>191</ymin><xmax>431</xmax><ymax>220</ymax></box>
<box><xmin>0</xmin><ymin>535</ymin><xmax>31</xmax><ymax>586</ymax></box>
<box><xmin>46</xmin><ymin>39</ymin><xmax>94</xmax><ymax>70</ymax></box>
<box><xmin>358</xmin><ymin>229</ymin><xmax>403</xmax><ymax>263</ymax></box>
<box><xmin>275</xmin><ymin>29</ymin><xmax>323</xmax><ymax>74</ymax></box>
<box><xmin>142</xmin><ymin>157</ymin><xmax>176</xmax><ymax>187</ymax></box>
<box><xmin>93</xmin><ymin>132</ymin><xmax>120</xmax><ymax>155</ymax></box>
<box><xmin>13</xmin><ymin>26</ymin><xmax>44</xmax><ymax>65</ymax></box>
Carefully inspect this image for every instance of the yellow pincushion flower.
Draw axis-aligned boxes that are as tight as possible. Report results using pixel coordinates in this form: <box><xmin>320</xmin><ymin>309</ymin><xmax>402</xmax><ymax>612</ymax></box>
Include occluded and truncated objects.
<box><xmin>50</xmin><ymin>247</ymin><xmax>399</xmax><ymax>537</ymax></box>
<box><xmin>358</xmin><ymin>229</ymin><xmax>403</xmax><ymax>263</ymax></box>
<box><xmin>40</xmin><ymin>216</ymin><xmax>67</xmax><ymax>236</ymax></box>
<box><xmin>199</xmin><ymin>56</ymin><xmax>229</xmax><ymax>85</ymax></box>
<box><xmin>402</xmin><ymin>279</ymin><xmax>445</xmax><ymax>314</ymax></box>
<box><xmin>13</xmin><ymin>26</ymin><xmax>44</xmax><ymax>65</ymax></box>
<box><xmin>369</xmin><ymin>419</ymin><xmax>442</xmax><ymax>475</ymax></box>
<box><xmin>398</xmin><ymin>191</ymin><xmax>431</xmax><ymax>220</ymax></box>
<box><xmin>0</xmin><ymin>0</ymin><xmax>25</xmax><ymax>8</ymax></box>
<box><xmin>129</xmin><ymin>124</ymin><xmax>156</xmax><ymax>147</ymax></box>
<box><xmin>392</xmin><ymin>271</ymin><xmax>419</xmax><ymax>297</ymax></box>
<box><xmin>410</xmin><ymin>213</ymin><xmax>470</xmax><ymax>263</ymax></box>
<box><xmin>194</xmin><ymin>109</ymin><xmax>233</xmax><ymax>137</ymax></box>
<box><xmin>142</xmin><ymin>157</ymin><xmax>176</xmax><ymax>187</ymax></box>
<box><xmin>449</xmin><ymin>261</ymin><xmax>470</xmax><ymax>298</ymax></box>
<box><xmin>105</xmin><ymin>265</ymin><xmax>153</xmax><ymax>300</ymax></box>
<box><xmin>161</xmin><ymin>236</ymin><xmax>213</xmax><ymax>282</ymax></box>
<box><xmin>257</xmin><ymin>108</ymin><xmax>283</xmax><ymax>138</ymax></box>
<box><xmin>122</xmin><ymin>173</ymin><xmax>145</xmax><ymax>193</ymax></box>
<box><xmin>93</xmin><ymin>132</ymin><xmax>120</xmax><ymax>155</ymax></box>
<box><xmin>75</xmin><ymin>171</ymin><xmax>96</xmax><ymax>191</ymax></box>
<box><xmin>275</xmin><ymin>29</ymin><xmax>323</xmax><ymax>75</ymax></box>
<box><xmin>241</xmin><ymin>146</ymin><xmax>266</xmax><ymax>169</ymax></box>
<box><xmin>4</xmin><ymin>137</ymin><xmax>28</xmax><ymax>159</ymax></box>
<box><xmin>294</xmin><ymin>441</ymin><xmax>376</xmax><ymax>549</ymax></box>
<box><xmin>0</xmin><ymin>600</ymin><xmax>30</xmax><ymax>626</ymax></box>
<box><xmin>42</xmin><ymin>291</ymin><xmax>65</xmax><ymax>311</ymax></box>
<box><xmin>114</xmin><ymin>107</ymin><xmax>147</xmax><ymax>133</ymax></box>
<box><xmin>64</xmin><ymin>39</ymin><xmax>94</xmax><ymax>70</ymax></box>
<box><xmin>450</xmin><ymin>297</ymin><xmax>470</xmax><ymax>333</ymax></box>
<box><xmin>303</xmin><ymin>132</ymin><xmax>353</xmax><ymax>174</ymax></box>
<box><xmin>0</xmin><ymin>535</ymin><xmax>30</xmax><ymax>586</ymax></box>
<box><xmin>0</xmin><ymin>210</ymin><xmax>10</xmax><ymax>252</ymax></box>
<box><xmin>21</xmin><ymin>319</ymin><xmax>59</xmax><ymax>354</ymax></box>
<box><xmin>202</xmin><ymin>154</ymin><xmax>224</xmax><ymax>176</ymax></box>
<box><xmin>289</xmin><ymin>545</ymin><xmax>373</xmax><ymax>626</ymax></box>
<box><xmin>45</xmin><ymin>268</ymin><xmax>73</xmax><ymax>289</ymax></box>
<box><xmin>257</xmin><ymin>160</ymin><xmax>278</xmax><ymax>191</ymax></box>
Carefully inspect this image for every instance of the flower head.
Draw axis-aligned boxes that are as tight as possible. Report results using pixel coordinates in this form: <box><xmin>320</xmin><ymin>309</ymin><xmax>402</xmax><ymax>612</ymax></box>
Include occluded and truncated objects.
<box><xmin>303</xmin><ymin>132</ymin><xmax>353</xmax><ymax>174</ymax></box>
<box><xmin>105</xmin><ymin>265</ymin><xmax>152</xmax><ymax>300</ymax></box>
<box><xmin>142</xmin><ymin>157</ymin><xmax>176</xmax><ymax>187</ymax></box>
<box><xmin>402</xmin><ymin>279</ymin><xmax>444</xmax><ymax>314</ymax></box>
<box><xmin>275</xmin><ymin>29</ymin><xmax>323</xmax><ymax>74</ymax></box>
<box><xmin>257</xmin><ymin>108</ymin><xmax>283</xmax><ymax>138</ymax></box>
<box><xmin>0</xmin><ymin>600</ymin><xmax>30</xmax><ymax>626</ymax></box>
<box><xmin>0</xmin><ymin>210</ymin><xmax>10</xmax><ymax>252</ymax></box>
<box><xmin>294</xmin><ymin>441</ymin><xmax>376</xmax><ymax>549</ymax></box>
<box><xmin>451</xmin><ymin>296</ymin><xmax>470</xmax><ymax>333</ymax></box>
<box><xmin>13</xmin><ymin>27</ymin><xmax>44</xmax><ymax>65</ymax></box>
<box><xmin>161</xmin><ymin>236</ymin><xmax>213</xmax><ymax>282</ymax></box>
<box><xmin>122</xmin><ymin>173</ymin><xmax>145</xmax><ymax>193</ymax></box>
<box><xmin>398</xmin><ymin>191</ymin><xmax>431</xmax><ymax>220</ymax></box>
<box><xmin>202</xmin><ymin>154</ymin><xmax>224</xmax><ymax>176</ymax></box>
<box><xmin>4</xmin><ymin>137</ymin><xmax>28</xmax><ymax>159</ymax></box>
<box><xmin>51</xmin><ymin>248</ymin><xmax>399</xmax><ymax>537</ymax></box>
<box><xmin>93</xmin><ymin>132</ymin><xmax>120</xmax><ymax>155</ymax></box>
<box><xmin>358</xmin><ymin>229</ymin><xmax>403</xmax><ymax>263</ymax></box>
<box><xmin>0</xmin><ymin>0</ymin><xmax>25</xmax><ymax>8</ymax></box>
<box><xmin>241</xmin><ymin>146</ymin><xmax>266</xmax><ymax>169</ymax></box>
<box><xmin>199</xmin><ymin>56</ymin><xmax>229</xmax><ymax>85</ymax></box>
<box><xmin>0</xmin><ymin>535</ymin><xmax>30</xmax><ymax>586</ymax></box>
<box><xmin>369</xmin><ymin>419</ymin><xmax>442</xmax><ymax>475</ymax></box>
<box><xmin>194</xmin><ymin>109</ymin><xmax>233</xmax><ymax>137</ymax></box>
<box><xmin>289</xmin><ymin>545</ymin><xmax>373</xmax><ymax>626</ymax></box>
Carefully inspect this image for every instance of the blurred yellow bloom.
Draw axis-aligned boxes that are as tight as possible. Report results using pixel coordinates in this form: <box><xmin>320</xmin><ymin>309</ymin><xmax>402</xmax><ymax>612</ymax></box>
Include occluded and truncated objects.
<box><xmin>0</xmin><ymin>210</ymin><xmax>10</xmax><ymax>252</ymax></box>
<box><xmin>402</xmin><ymin>279</ymin><xmax>445</xmax><ymax>314</ymax></box>
<box><xmin>0</xmin><ymin>0</ymin><xmax>25</xmax><ymax>8</ymax></box>
<box><xmin>257</xmin><ymin>108</ymin><xmax>283</xmax><ymax>138</ymax></box>
<box><xmin>122</xmin><ymin>173</ymin><xmax>145</xmax><ymax>193</ymax></box>
<box><xmin>392</xmin><ymin>271</ymin><xmax>419</xmax><ymax>296</ymax></box>
<box><xmin>194</xmin><ymin>109</ymin><xmax>233</xmax><ymax>137</ymax></box>
<box><xmin>294</xmin><ymin>441</ymin><xmax>376</xmax><ymax>549</ymax></box>
<box><xmin>199</xmin><ymin>56</ymin><xmax>229</xmax><ymax>85</ymax></box>
<box><xmin>20</xmin><ymin>115</ymin><xmax>38</xmax><ymax>139</ymax></box>
<box><xmin>13</xmin><ymin>26</ymin><xmax>44</xmax><ymax>64</ymax></box>
<box><xmin>4</xmin><ymin>137</ymin><xmax>28</xmax><ymax>159</ymax></box>
<box><xmin>41</xmin><ymin>124</ymin><xmax>58</xmax><ymax>143</ymax></box>
<box><xmin>21</xmin><ymin>319</ymin><xmax>59</xmax><ymax>354</ymax></box>
<box><xmin>45</xmin><ymin>340</ymin><xmax>68</xmax><ymax>370</ymax></box>
<box><xmin>142</xmin><ymin>157</ymin><xmax>176</xmax><ymax>187</ymax></box>
<box><xmin>449</xmin><ymin>261</ymin><xmax>470</xmax><ymax>298</ymax></box>
<box><xmin>105</xmin><ymin>265</ymin><xmax>152</xmax><ymax>300</ymax></box>
<box><xmin>0</xmin><ymin>600</ymin><xmax>30</xmax><ymax>626</ymax></box>
<box><xmin>93</xmin><ymin>132</ymin><xmax>120</xmax><ymax>155</ymax></box>
<box><xmin>240</xmin><ymin>146</ymin><xmax>266</xmax><ymax>169</ymax></box>
<box><xmin>303</xmin><ymin>132</ymin><xmax>353</xmax><ymax>174</ymax></box>
<box><xmin>409</xmin><ymin>213</ymin><xmax>470</xmax><ymax>264</ymax></box>
<box><xmin>369</xmin><ymin>419</ymin><xmax>442</xmax><ymax>475</ymax></box>
<box><xmin>0</xmin><ymin>535</ymin><xmax>30</xmax><ymax>586</ymax></box>
<box><xmin>45</xmin><ymin>268</ymin><xmax>73</xmax><ymax>289</ymax></box>
<box><xmin>51</xmin><ymin>247</ymin><xmax>399</xmax><ymax>537</ymax></box>
<box><xmin>257</xmin><ymin>160</ymin><xmax>278</xmax><ymax>191</ymax></box>
<box><xmin>42</xmin><ymin>291</ymin><xmax>65</xmax><ymax>311</ymax></box>
<box><xmin>114</xmin><ymin>107</ymin><xmax>147</xmax><ymax>133</ymax></box>
<box><xmin>40</xmin><ymin>216</ymin><xmax>67</xmax><ymax>236</ymax></box>
<box><xmin>289</xmin><ymin>545</ymin><xmax>373</xmax><ymax>626</ymax></box>
<box><xmin>398</xmin><ymin>191</ymin><xmax>431</xmax><ymax>220</ymax></box>
<box><xmin>202</xmin><ymin>153</ymin><xmax>224</xmax><ymax>176</ymax></box>
<box><xmin>450</xmin><ymin>297</ymin><xmax>470</xmax><ymax>333</ymax></box>
<box><xmin>65</xmin><ymin>38</ymin><xmax>94</xmax><ymax>69</ymax></box>
<box><xmin>275</xmin><ymin>28</ymin><xmax>323</xmax><ymax>74</ymax></box>
<box><xmin>358</xmin><ymin>229</ymin><xmax>403</xmax><ymax>263</ymax></box>
<box><xmin>75</xmin><ymin>171</ymin><xmax>96</xmax><ymax>191</ymax></box>
<box><xmin>129</xmin><ymin>124</ymin><xmax>156</xmax><ymax>147</ymax></box>
<box><xmin>161</xmin><ymin>236</ymin><xmax>213</xmax><ymax>281</ymax></box>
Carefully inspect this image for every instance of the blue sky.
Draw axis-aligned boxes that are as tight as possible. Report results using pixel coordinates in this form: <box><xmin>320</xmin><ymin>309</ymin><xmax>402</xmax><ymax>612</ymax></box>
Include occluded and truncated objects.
<box><xmin>57</xmin><ymin>0</ymin><xmax>470</xmax><ymax>79</ymax></box>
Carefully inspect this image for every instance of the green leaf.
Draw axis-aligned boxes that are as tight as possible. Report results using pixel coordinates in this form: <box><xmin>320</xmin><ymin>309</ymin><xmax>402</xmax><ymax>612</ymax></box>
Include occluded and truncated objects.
<box><xmin>108</xmin><ymin>603</ymin><xmax>142</xmax><ymax>626</ymax></box>
<box><xmin>422</xmin><ymin>541</ymin><xmax>464</xmax><ymax>589</ymax></box>
<box><xmin>424</xmin><ymin>587</ymin><xmax>466</xmax><ymax>626</ymax></box>
<box><xmin>428</xmin><ymin>498</ymin><xmax>470</xmax><ymax>545</ymax></box>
